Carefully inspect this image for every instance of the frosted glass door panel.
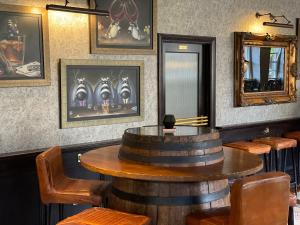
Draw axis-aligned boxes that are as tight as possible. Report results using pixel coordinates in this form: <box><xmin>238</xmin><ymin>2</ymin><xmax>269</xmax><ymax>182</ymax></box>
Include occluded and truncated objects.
<box><xmin>165</xmin><ymin>52</ymin><xmax>198</xmax><ymax>118</ymax></box>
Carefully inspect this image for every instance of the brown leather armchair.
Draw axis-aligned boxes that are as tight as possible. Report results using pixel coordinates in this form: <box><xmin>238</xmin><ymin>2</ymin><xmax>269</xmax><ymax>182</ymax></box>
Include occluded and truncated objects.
<box><xmin>186</xmin><ymin>172</ymin><xmax>290</xmax><ymax>225</ymax></box>
<box><xmin>36</xmin><ymin>146</ymin><xmax>110</xmax><ymax>225</ymax></box>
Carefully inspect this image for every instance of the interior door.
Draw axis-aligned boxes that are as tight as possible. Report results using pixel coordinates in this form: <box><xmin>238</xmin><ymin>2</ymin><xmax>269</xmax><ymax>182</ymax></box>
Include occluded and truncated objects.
<box><xmin>158</xmin><ymin>34</ymin><xmax>216</xmax><ymax>128</ymax></box>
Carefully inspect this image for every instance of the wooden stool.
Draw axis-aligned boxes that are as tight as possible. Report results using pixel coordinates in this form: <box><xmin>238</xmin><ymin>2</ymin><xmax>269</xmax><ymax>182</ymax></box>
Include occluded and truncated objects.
<box><xmin>252</xmin><ymin>137</ymin><xmax>297</xmax><ymax>193</ymax></box>
<box><xmin>285</xmin><ymin>131</ymin><xmax>300</xmax><ymax>187</ymax></box>
<box><xmin>224</xmin><ymin>141</ymin><xmax>271</xmax><ymax>171</ymax></box>
<box><xmin>36</xmin><ymin>146</ymin><xmax>111</xmax><ymax>225</ymax></box>
<box><xmin>186</xmin><ymin>172</ymin><xmax>290</xmax><ymax>225</ymax></box>
<box><xmin>56</xmin><ymin>207</ymin><xmax>151</xmax><ymax>225</ymax></box>
<box><xmin>284</xmin><ymin>131</ymin><xmax>300</xmax><ymax>141</ymax></box>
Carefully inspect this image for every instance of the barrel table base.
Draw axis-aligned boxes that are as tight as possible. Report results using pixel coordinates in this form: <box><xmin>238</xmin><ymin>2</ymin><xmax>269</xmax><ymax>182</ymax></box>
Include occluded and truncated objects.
<box><xmin>108</xmin><ymin>178</ymin><xmax>230</xmax><ymax>225</ymax></box>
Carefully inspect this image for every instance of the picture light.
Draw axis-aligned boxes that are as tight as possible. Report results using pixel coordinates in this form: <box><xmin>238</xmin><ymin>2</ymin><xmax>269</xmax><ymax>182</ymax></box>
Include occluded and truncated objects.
<box><xmin>46</xmin><ymin>0</ymin><xmax>109</xmax><ymax>16</ymax></box>
<box><xmin>256</xmin><ymin>12</ymin><xmax>294</xmax><ymax>29</ymax></box>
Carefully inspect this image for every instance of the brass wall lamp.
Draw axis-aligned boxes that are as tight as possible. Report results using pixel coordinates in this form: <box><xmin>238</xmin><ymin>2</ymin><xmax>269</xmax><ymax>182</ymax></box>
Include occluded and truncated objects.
<box><xmin>46</xmin><ymin>0</ymin><xmax>109</xmax><ymax>16</ymax></box>
<box><xmin>256</xmin><ymin>12</ymin><xmax>294</xmax><ymax>28</ymax></box>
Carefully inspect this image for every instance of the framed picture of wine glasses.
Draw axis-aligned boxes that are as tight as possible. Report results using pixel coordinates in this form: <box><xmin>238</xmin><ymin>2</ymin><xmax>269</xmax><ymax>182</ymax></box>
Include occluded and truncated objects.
<box><xmin>60</xmin><ymin>59</ymin><xmax>144</xmax><ymax>128</ymax></box>
<box><xmin>90</xmin><ymin>0</ymin><xmax>157</xmax><ymax>55</ymax></box>
<box><xmin>0</xmin><ymin>4</ymin><xmax>50</xmax><ymax>87</ymax></box>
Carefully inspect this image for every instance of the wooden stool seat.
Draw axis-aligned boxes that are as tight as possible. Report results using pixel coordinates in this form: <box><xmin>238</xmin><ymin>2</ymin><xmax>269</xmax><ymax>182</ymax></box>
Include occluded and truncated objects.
<box><xmin>57</xmin><ymin>207</ymin><xmax>151</xmax><ymax>225</ymax></box>
<box><xmin>284</xmin><ymin>131</ymin><xmax>300</xmax><ymax>141</ymax></box>
<box><xmin>224</xmin><ymin>141</ymin><xmax>271</xmax><ymax>154</ymax></box>
<box><xmin>252</xmin><ymin>137</ymin><xmax>297</xmax><ymax>150</ymax></box>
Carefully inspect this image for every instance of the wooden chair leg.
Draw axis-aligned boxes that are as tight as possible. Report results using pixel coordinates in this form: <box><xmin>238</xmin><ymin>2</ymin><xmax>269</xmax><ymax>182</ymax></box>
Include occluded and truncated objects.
<box><xmin>269</xmin><ymin>150</ymin><xmax>274</xmax><ymax>171</ymax></box>
<box><xmin>43</xmin><ymin>204</ymin><xmax>52</xmax><ymax>225</ymax></box>
<box><xmin>292</xmin><ymin>148</ymin><xmax>298</xmax><ymax>195</ymax></box>
<box><xmin>43</xmin><ymin>205</ymin><xmax>47</xmax><ymax>225</ymax></box>
<box><xmin>282</xmin><ymin>149</ymin><xmax>287</xmax><ymax>172</ymax></box>
<box><xmin>263</xmin><ymin>153</ymin><xmax>269</xmax><ymax>172</ymax></box>
<box><xmin>48</xmin><ymin>204</ymin><xmax>52</xmax><ymax>225</ymax></box>
<box><xmin>59</xmin><ymin>204</ymin><xmax>64</xmax><ymax>221</ymax></box>
<box><xmin>275</xmin><ymin>150</ymin><xmax>279</xmax><ymax>171</ymax></box>
<box><xmin>39</xmin><ymin>202</ymin><xmax>44</xmax><ymax>225</ymax></box>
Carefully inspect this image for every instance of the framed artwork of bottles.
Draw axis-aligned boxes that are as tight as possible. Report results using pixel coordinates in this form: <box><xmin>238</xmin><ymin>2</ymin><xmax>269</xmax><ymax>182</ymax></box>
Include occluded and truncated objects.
<box><xmin>0</xmin><ymin>4</ymin><xmax>50</xmax><ymax>87</ymax></box>
<box><xmin>60</xmin><ymin>59</ymin><xmax>144</xmax><ymax>128</ymax></box>
<box><xmin>90</xmin><ymin>0</ymin><xmax>157</xmax><ymax>55</ymax></box>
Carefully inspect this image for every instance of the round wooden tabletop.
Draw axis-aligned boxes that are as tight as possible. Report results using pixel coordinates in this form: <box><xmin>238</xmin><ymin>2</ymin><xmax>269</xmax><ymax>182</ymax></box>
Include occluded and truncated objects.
<box><xmin>80</xmin><ymin>145</ymin><xmax>263</xmax><ymax>182</ymax></box>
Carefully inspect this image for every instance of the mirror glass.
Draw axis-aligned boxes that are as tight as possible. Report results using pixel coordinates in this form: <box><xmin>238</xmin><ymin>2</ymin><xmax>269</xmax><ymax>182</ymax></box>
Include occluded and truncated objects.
<box><xmin>243</xmin><ymin>46</ymin><xmax>285</xmax><ymax>92</ymax></box>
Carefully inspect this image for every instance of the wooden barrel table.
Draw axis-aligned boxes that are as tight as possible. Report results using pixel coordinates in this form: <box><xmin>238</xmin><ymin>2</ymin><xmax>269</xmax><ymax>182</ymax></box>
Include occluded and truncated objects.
<box><xmin>80</xmin><ymin>126</ymin><xmax>263</xmax><ymax>225</ymax></box>
<box><xmin>119</xmin><ymin>126</ymin><xmax>224</xmax><ymax>167</ymax></box>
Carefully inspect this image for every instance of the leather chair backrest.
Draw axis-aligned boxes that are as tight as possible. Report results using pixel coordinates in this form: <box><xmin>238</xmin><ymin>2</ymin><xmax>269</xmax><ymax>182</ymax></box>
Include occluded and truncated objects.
<box><xmin>36</xmin><ymin>146</ymin><xmax>65</xmax><ymax>204</ymax></box>
<box><xmin>229</xmin><ymin>172</ymin><xmax>290</xmax><ymax>225</ymax></box>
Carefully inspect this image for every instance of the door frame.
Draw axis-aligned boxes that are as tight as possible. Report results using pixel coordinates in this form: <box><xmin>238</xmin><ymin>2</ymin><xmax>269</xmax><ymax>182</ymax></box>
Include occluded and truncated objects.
<box><xmin>157</xmin><ymin>33</ymin><xmax>216</xmax><ymax>128</ymax></box>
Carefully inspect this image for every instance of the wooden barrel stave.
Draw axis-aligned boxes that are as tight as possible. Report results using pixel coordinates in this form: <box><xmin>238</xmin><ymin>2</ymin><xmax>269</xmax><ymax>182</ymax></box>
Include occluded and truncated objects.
<box><xmin>108</xmin><ymin>178</ymin><xmax>230</xmax><ymax>225</ymax></box>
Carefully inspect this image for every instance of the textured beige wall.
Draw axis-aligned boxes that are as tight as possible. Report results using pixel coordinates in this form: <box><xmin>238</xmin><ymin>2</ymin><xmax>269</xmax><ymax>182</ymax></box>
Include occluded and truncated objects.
<box><xmin>0</xmin><ymin>0</ymin><xmax>300</xmax><ymax>153</ymax></box>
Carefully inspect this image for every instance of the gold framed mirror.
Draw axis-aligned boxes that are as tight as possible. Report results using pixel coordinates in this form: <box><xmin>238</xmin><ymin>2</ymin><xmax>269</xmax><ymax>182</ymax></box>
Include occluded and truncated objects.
<box><xmin>234</xmin><ymin>32</ymin><xmax>297</xmax><ymax>106</ymax></box>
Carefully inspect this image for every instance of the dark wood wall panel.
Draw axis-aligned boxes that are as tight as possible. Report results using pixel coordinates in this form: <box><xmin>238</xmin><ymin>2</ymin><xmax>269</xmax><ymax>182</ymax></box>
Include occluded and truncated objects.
<box><xmin>0</xmin><ymin>140</ymin><xmax>121</xmax><ymax>225</ymax></box>
<box><xmin>219</xmin><ymin>118</ymin><xmax>300</xmax><ymax>143</ymax></box>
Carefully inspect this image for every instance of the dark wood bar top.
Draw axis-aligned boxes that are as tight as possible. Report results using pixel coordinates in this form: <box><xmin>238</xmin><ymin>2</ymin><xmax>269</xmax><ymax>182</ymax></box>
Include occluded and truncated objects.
<box><xmin>80</xmin><ymin>145</ymin><xmax>263</xmax><ymax>182</ymax></box>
